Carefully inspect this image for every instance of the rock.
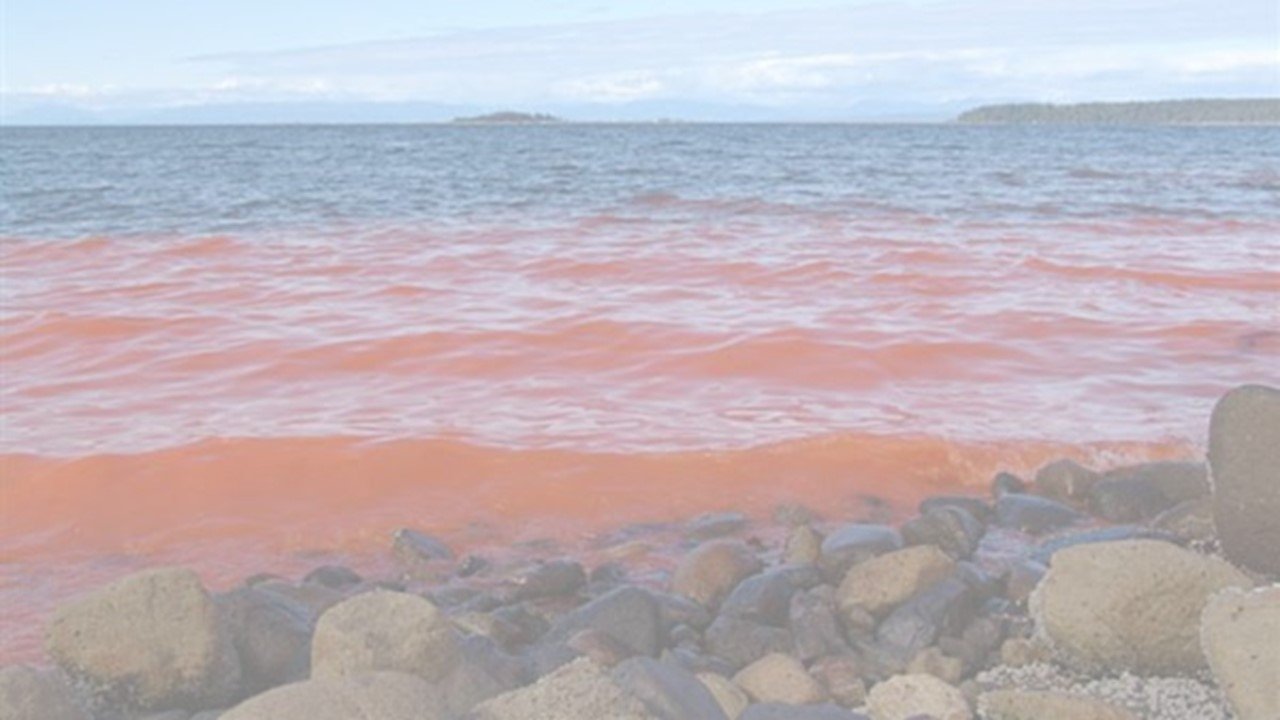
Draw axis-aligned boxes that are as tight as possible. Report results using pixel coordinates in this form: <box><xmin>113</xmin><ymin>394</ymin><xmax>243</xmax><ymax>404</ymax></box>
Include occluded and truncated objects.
<box><xmin>1209</xmin><ymin>384</ymin><xmax>1280</xmax><ymax>576</ymax></box>
<box><xmin>993</xmin><ymin>494</ymin><xmax>1083</xmax><ymax>534</ymax></box>
<box><xmin>567</xmin><ymin>629</ymin><xmax>638</xmax><ymax>667</ymax></box>
<box><xmin>437</xmin><ymin>636</ymin><xmax>526</xmax><ymax>716</ymax></box>
<box><xmin>218</xmin><ymin>586</ymin><xmax>312</xmax><ymax>696</ymax></box>
<box><xmin>471</xmin><ymin>657</ymin><xmax>658</xmax><ymax>720</ymax></box>
<box><xmin>998</xmin><ymin>637</ymin><xmax>1050</xmax><ymax>667</ymax></box>
<box><xmin>1030</xmin><ymin>539</ymin><xmax>1252</xmax><ymax>674</ymax></box>
<box><xmin>1201</xmin><ymin>586</ymin><xmax>1280</xmax><ymax>720</ymax></box>
<box><xmin>44</xmin><ymin>567</ymin><xmax>241</xmax><ymax>713</ymax></box>
<box><xmin>775</xmin><ymin>503</ymin><xmax>819</xmax><ymax>526</ymax></box>
<box><xmin>820</xmin><ymin>525</ymin><xmax>904</xmax><ymax>581</ymax></box>
<box><xmin>786</xmin><ymin>525</ymin><xmax>824</xmax><ymax>565</ymax></box>
<box><xmin>809</xmin><ymin>655</ymin><xmax>867</xmax><ymax>707</ymax></box>
<box><xmin>979</xmin><ymin>690</ymin><xmax>1136</xmax><ymax>720</ymax></box>
<box><xmin>508</xmin><ymin>559</ymin><xmax>586</xmax><ymax>602</ymax></box>
<box><xmin>866</xmin><ymin>674</ymin><xmax>971</xmax><ymax>720</ymax></box>
<box><xmin>740</xmin><ymin>703</ymin><xmax>869</xmax><ymax>720</ymax></box>
<box><xmin>720</xmin><ymin>569</ymin><xmax>800</xmax><ymax>627</ymax></box>
<box><xmin>1003</xmin><ymin>559</ymin><xmax>1046</xmax><ymax>605</ymax></box>
<box><xmin>790</xmin><ymin>587</ymin><xmax>848</xmax><ymax>662</ymax></box>
<box><xmin>219</xmin><ymin>672</ymin><xmax>444</xmax><ymax>720</ymax></box>
<box><xmin>1088</xmin><ymin>462</ymin><xmax>1209</xmax><ymax>522</ymax></box>
<box><xmin>919</xmin><ymin>496</ymin><xmax>991</xmax><ymax>524</ymax></box>
<box><xmin>990</xmin><ymin>472</ymin><xmax>1026</xmax><ymax>497</ymax></box>
<box><xmin>391</xmin><ymin>529</ymin><xmax>454</xmax><ymax>579</ymax></box>
<box><xmin>734</xmin><ymin>653</ymin><xmax>828</xmax><ymax>705</ymax></box>
<box><xmin>0</xmin><ymin>666</ymin><xmax>90</xmax><ymax>720</ymax></box>
<box><xmin>704</xmin><ymin>615</ymin><xmax>794</xmax><ymax>670</ymax></box>
<box><xmin>687</xmin><ymin>512</ymin><xmax>749</xmax><ymax>540</ymax></box>
<box><xmin>252</xmin><ymin>580</ymin><xmax>343</xmax><ymax>623</ymax></box>
<box><xmin>1033</xmin><ymin>459</ymin><xmax>1102</xmax><ymax>504</ymax></box>
<box><xmin>838</xmin><ymin>545</ymin><xmax>956</xmax><ymax>617</ymax></box>
<box><xmin>908</xmin><ymin>647</ymin><xmax>964</xmax><ymax>685</ymax></box>
<box><xmin>875</xmin><ymin>576</ymin><xmax>977</xmax><ymax>665</ymax></box>
<box><xmin>1030</xmin><ymin>525</ymin><xmax>1178</xmax><ymax>565</ymax></box>
<box><xmin>901</xmin><ymin>508</ymin><xmax>984</xmax><ymax>560</ymax></box>
<box><xmin>1150</xmin><ymin>497</ymin><xmax>1216</xmax><ymax>543</ymax></box>
<box><xmin>542</xmin><ymin>586</ymin><xmax>663</xmax><ymax>658</ymax></box>
<box><xmin>698</xmin><ymin>673</ymin><xmax>750</xmax><ymax>719</ymax></box>
<box><xmin>301</xmin><ymin>565</ymin><xmax>362</xmax><ymax>589</ymax></box>
<box><xmin>671</xmin><ymin>540</ymin><xmax>762</xmax><ymax>609</ymax></box>
<box><xmin>311</xmin><ymin>590</ymin><xmax>459</xmax><ymax>682</ymax></box>
<box><xmin>612</xmin><ymin>657</ymin><xmax>729</xmax><ymax>720</ymax></box>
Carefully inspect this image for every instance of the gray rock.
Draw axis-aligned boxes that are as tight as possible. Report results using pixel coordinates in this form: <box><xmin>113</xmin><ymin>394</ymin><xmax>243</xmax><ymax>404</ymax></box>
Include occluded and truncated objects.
<box><xmin>671</xmin><ymin>540</ymin><xmax>762</xmax><ymax>609</ymax></box>
<box><xmin>311</xmin><ymin>590</ymin><xmax>460</xmax><ymax>682</ymax></box>
<box><xmin>44</xmin><ymin>567</ymin><xmax>241</xmax><ymax>713</ymax></box>
<box><xmin>437</xmin><ymin>636</ymin><xmax>526</xmax><ymax>716</ymax></box>
<box><xmin>809</xmin><ymin>655</ymin><xmax>868</xmax><ymax>707</ymax></box>
<box><xmin>790</xmin><ymin>587</ymin><xmax>848</xmax><ymax>662</ymax></box>
<box><xmin>1201</xmin><ymin>586</ymin><xmax>1280</xmax><ymax>720</ymax></box>
<box><xmin>990</xmin><ymin>472</ymin><xmax>1026</xmax><ymax>497</ymax></box>
<box><xmin>1030</xmin><ymin>525</ymin><xmax>1179</xmax><ymax>565</ymax></box>
<box><xmin>391</xmin><ymin>529</ymin><xmax>454</xmax><ymax>579</ymax></box>
<box><xmin>219</xmin><ymin>672</ymin><xmax>445</xmax><ymax>720</ymax></box>
<box><xmin>919</xmin><ymin>496</ymin><xmax>991</xmax><ymax>524</ymax></box>
<box><xmin>820</xmin><ymin>525</ymin><xmax>903</xmax><ymax>581</ymax></box>
<box><xmin>902</xmin><ymin>507</ymin><xmax>984</xmax><ymax>559</ymax></box>
<box><xmin>653</xmin><ymin>591</ymin><xmax>713</xmax><ymax>632</ymax></box>
<box><xmin>1209</xmin><ymin>384</ymin><xmax>1280</xmax><ymax>576</ymax></box>
<box><xmin>612</xmin><ymin>657</ymin><xmax>729</xmax><ymax>720</ymax></box>
<box><xmin>697</xmin><ymin>673</ymin><xmax>750</xmax><ymax>719</ymax></box>
<box><xmin>720</xmin><ymin>569</ymin><xmax>802</xmax><ymax>627</ymax></box>
<box><xmin>704</xmin><ymin>615</ymin><xmax>794</xmax><ymax>670</ymax></box>
<box><xmin>1003</xmin><ymin>559</ymin><xmax>1047</xmax><ymax>605</ymax></box>
<box><xmin>534</xmin><ymin>586</ymin><xmax>665</xmax><ymax>673</ymax></box>
<box><xmin>1033</xmin><ymin>459</ymin><xmax>1102</xmax><ymax>504</ymax></box>
<box><xmin>875</xmin><ymin>576</ymin><xmax>977</xmax><ymax>665</ymax></box>
<box><xmin>301</xmin><ymin>565</ymin><xmax>362</xmax><ymax>590</ymax></box>
<box><xmin>218</xmin><ymin>586</ymin><xmax>312</xmax><ymax>697</ymax></box>
<box><xmin>1088</xmin><ymin>462</ymin><xmax>1209</xmax><ymax>522</ymax></box>
<box><xmin>1030</xmin><ymin>539</ymin><xmax>1252</xmax><ymax>674</ymax></box>
<box><xmin>687</xmin><ymin>512</ymin><xmax>749</xmax><ymax>540</ymax></box>
<box><xmin>993</xmin><ymin>494</ymin><xmax>1083</xmax><ymax>534</ymax></box>
<box><xmin>978</xmin><ymin>690</ymin><xmax>1137</xmax><ymax>720</ymax></box>
<box><xmin>1150</xmin><ymin>497</ymin><xmax>1216</xmax><ymax>543</ymax></box>
<box><xmin>508</xmin><ymin>559</ymin><xmax>586</xmax><ymax>602</ymax></box>
<box><xmin>0</xmin><ymin>666</ymin><xmax>90</xmax><ymax>720</ymax></box>
<box><xmin>740</xmin><ymin>703</ymin><xmax>869</xmax><ymax>720</ymax></box>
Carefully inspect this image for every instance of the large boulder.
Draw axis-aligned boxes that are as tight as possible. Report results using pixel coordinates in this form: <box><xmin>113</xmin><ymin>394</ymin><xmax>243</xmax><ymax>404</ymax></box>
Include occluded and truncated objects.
<box><xmin>671</xmin><ymin>540</ymin><xmax>762</xmax><ymax>609</ymax></box>
<box><xmin>865</xmin><ymin>673</ymin><xmax>971</xmax><ymax>720</ymax></box>
<box><xmin>612</xmin><ymin>657</ymin><xmax>728</xmax><ymax>720</ymax></box>
<box><xmin>218</xmin><ymin>586</ymin><xmax>312</xmax><ymax>696</ymax></box>
<box><xmin>1030</xmin><ymin>540</ymin><xmax>1252</xmax><ymax>674</ymax></box>
<box><xmin>310</xmin><ymin>590</ymin><xmax>459</xmax><ymax>682</ymax></box>
<box><xmin>219</xmin><ymin>672</ymin><xmax>445</xmax><ymax>720</ymax></box>
<box><xmin>471</xmin><ymin>657</ymin><xmax>658</xmax><ymax>720</ymax></box>
<box><xmin>978</xmin><ymin>690</ymin><xmax>1137</xmax><ymax>720</ymax></box>
<box><xmin>1200</xmin><ymin>586</ymin><xmax>1280</xmax><ymax>720</ymax></box>
<box><xmin>1088</xmin><ymin>462</ymin><xmax>1209</xmax><ymax>522</ymax></box>
<box><xmin>1209</xmin><ymin>384</ymin><xmax>1280</xmax><ymax>576</ymax></box>
<box><xmin>838</xmin><ymin>545</ymin><xmax>955</xmax><ymax>617</ymax></box>
<box><xmin>0</xmin><ymin>666</ymin><xmax>90</xmax><ymax>720</ymax></box>
<box><xmin>44</xmin><ymin>567</ymin><xmax>241</xmax><ymax>712</ymax></box>
<box><xmin>536</xmin><ymin>586</ymin><xmax>663</xmax><ymax>668</ymax></box>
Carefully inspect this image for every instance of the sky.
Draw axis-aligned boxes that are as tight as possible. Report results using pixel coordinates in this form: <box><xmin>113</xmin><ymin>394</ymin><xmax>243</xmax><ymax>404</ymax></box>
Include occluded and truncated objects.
<box><xmin>2</xmin><ymin>0</ymin><xmax>1277</xmax><ymax>123</ymax></box>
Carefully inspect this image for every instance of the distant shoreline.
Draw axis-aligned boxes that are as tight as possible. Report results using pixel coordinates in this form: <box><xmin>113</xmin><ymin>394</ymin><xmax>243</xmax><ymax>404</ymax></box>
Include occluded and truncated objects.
<box><xmin>956</xmin><ymin>98</ymin><xmax>1280</xmax><ymax>125</ymax></box>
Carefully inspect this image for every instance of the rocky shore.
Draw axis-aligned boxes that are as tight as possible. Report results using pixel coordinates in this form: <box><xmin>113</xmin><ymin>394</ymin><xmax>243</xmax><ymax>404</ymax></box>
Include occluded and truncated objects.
<box><xmin>4</xmin><ymin>385</ymin><xmax>1277</xmax><ymax>720</ymax></box>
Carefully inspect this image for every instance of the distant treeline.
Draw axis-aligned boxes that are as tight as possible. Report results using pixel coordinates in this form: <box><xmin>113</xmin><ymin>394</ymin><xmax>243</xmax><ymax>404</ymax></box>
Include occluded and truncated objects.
<box><xmin>957</xmin><ymin>99</ymin><xmax>1280</xmax><ymax>125</ymax></box>
<box><xmin>451</xmin><ymin>111</ymin><xmax>563</xmax><ymax>124</ymax></box>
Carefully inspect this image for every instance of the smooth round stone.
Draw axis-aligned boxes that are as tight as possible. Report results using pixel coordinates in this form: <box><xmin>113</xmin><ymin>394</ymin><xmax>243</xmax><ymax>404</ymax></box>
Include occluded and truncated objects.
<box><xmin>1209</xmin><ymin>384</ymin><xmax>1280</xmax><ymax>576</ymax></box>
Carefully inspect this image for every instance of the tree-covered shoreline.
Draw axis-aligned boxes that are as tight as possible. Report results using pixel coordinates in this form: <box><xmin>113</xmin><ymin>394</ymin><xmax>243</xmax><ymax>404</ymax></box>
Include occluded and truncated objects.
<box><xmin>957</xmin><ymin>99</ymin><xmax>1280</xmax><ymax>125</ymax></box>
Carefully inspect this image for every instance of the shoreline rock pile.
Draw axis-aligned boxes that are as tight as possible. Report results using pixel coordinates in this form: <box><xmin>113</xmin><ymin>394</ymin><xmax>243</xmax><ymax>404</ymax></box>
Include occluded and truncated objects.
<box><xmin>3</xmin><ymin>384</ymin><xmax>1276</xmax><ymax>720</ymax></box>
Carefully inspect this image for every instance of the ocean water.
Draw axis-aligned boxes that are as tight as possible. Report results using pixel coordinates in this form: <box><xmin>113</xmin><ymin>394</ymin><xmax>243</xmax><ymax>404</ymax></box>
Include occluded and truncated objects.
<box><xmin>2</xmin><ymin>124</ymin><xmax>1278</xmax><ymax>659</ymax></box>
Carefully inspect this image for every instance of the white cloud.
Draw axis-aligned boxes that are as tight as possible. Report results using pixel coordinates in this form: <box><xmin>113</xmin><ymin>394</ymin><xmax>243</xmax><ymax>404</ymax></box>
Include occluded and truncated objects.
<box><xmin>554</xmin><ymin>72</ymin><xmax>667</xmax><ymax>102</ymax></box>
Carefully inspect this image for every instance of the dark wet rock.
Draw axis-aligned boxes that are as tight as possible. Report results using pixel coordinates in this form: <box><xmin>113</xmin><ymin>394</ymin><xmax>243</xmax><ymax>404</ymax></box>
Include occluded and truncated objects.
<box><xmin>721</xmin><ymin>568</ymin><xmax>804</xmax><ymax>627</ymax></box>
<box><xmin>613</xmin><ymin>657</ymin><xmax>729</xmax><ymax>720</ymax></box>
<box><xmin>652</xmin><ymin>591</ymin><xmax>714</xmax><ymax>632</ymax></box>
<box><xmin>671</xmin><ymin>540</ymin><xmax>762</xmax><ymax>609</ymax></box>
<box><xmin>487</xmin><ymin>604</ymin><xmax>551</xmax><ymax>648</ymax></box>
<box><xmin>990</xmin><ymin>472</ymin><xmax>1026</xmax><ymax>497</ymax></box>
<box><xmin>302</xmin><ymin>565</ymin><xmax>363</xmax><ymax>590</ymax></box>
<box><xmin>819</xmin><ymin>524</ymin><xmax>903</xmax><ymax>581</ymax></box>
<box><xmin>250</xmin><ymin>580</ymin><xmax>344</xmax><ymax>624</ymax></box>
<box><xmin>1209</xmin><ymin>383</ymin><xmax>1280</xmax><ymax>576</ymax></box>
<box><xmin>438</xmin><ymin>635</ymin><xmax>526</xmax><ymax>716</ymax></box>
<box><xmin>740</xmin><ymin>702</ymin><xmax>870</xmax><ymax>720</ymax></box>
<box><xmin>218</xmin><ymin>586</ymin><xmax>313</xmax><ymax>696</ymax></box>
<box><xmin>686</xmin><ymin>512</ymin><xmax>749</xmax><ymax>540</ymax></box>
<box><xmin>1030</xmin><ymin>525</ymin><xmax>1179</xmax><ymax>565</ymax></box>
<box><xmin>919</xmin><ymin>496</ymin><xmax>992</xmax><ymax>524</ymax></box>
<box><xmin>589</xmin><ymin>562</ymin><xmax>630</xmax><ymax>587</ymax></box>
<box><xmin>903</xmin><ymin>506</ymin><xmax>985</xmax><ymax>559</ymax></box>
<box><xmin>429</xmin><ymin>583</ymin><xmax>486</xmax><ymax>609</ymax></box>
<box><xmin>809</xmin><ymin>655</ymin><xmax>868</xmax><ymax>707</ymax></box>
<box><xmin>540</xmin><ymin>586</ymin><xmax>664</xmax><ymax>662</ymax></box>
<box><xmin>568</xmin><ymin>628</ymin><xmax>639</xmax><ymax>667</ymax></box>
<box><xmin>993</xmin><ymin>494</ymin><xmax>1083</xmax><ymax>534</ymax></box>
<box><xmin>875</xmin><ymin>576</ymin><xmax>978</xmax><ymax>665</ymax></box>
<box><xmin>1033</xmin><ymin>459</ymin><xmax>1101</xmax><ymax>504</ymax></box>
<box><xmin>662</xmin><ymin>647</ymin><xmax>737</xmax><ymax>677</ymax></box>
<box><xmin>790</xmin><ymin>587</ymin><xmax>849</xmax><ymax>662</ymax></box>
<box><xmin>1003</xmin><ymin>559</ymin><xmax>1047</xmax><ymax>605</ymax></box>
<box><xmin>1088</xmin><ymin>462</ymin><xmax>1209</xmax><ymax>522</ymax></box>
<box><xmin>391</xmin><ymin>528</ymin><xmax>454</xmax><ymax>571</ymax></box>
<box><xmin>704</xmin><ymin>615</ymin><xmax>794</xmax><ymax>670</ymax></box>
<box><xmin>508</xmin><ymin>559</ymin><xmax>587</xmax><ymax>602</ymax></box>
<box><xmin>1150</xmin><ymin>497</ymin><xmax>1216</xmax><ymax>543</ymax></box>
<box><xmin>456</xmin><ymin>555</ymin><xmax>490</xmax><ymax>578</ymax></box>
<box><xmin>45</xmin><ymin>567</ymin><xmax>242</xmax><ymax>714</ymax></box>
<box><xmin>0</xmin><ymin>666</ymin><xmax>90</xmax><ymax>720</ymax></box>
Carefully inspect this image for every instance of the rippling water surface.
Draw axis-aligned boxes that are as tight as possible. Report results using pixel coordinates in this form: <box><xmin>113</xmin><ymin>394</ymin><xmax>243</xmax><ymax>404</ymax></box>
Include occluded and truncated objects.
<box><xmin>2</xmin><ymin>124</ymin><xmax>1278</xmax><ymax>659</ymax></box>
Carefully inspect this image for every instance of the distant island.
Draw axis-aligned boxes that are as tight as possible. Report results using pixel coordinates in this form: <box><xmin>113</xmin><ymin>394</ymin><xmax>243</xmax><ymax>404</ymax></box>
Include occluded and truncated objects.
<box><xmin>450</xmin><ymin>111</ymin><xmax>564</xmax><ymax>125</ymax></box>
<box><xmin>957</xmin><ymin>99</ymin><xmax>1280</xmax><ymax>125</ymax></box>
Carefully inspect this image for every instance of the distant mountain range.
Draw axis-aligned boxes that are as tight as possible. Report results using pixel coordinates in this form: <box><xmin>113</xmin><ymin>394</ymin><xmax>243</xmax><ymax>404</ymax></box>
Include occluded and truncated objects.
<box><xmin>956</xmin><ymin>99</ymin><xmax>1280</xmax><ymax>125</ymax></box>
<box><xmin>451</xmin><ymin>111</ymin><xmax>563</xmax><ymax>124</ymax></box>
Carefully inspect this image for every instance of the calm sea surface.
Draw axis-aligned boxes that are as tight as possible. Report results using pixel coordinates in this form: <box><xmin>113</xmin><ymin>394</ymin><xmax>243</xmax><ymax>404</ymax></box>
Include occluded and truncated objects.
<box><xmin>1</xmin><ymin>124</ymin><xmax>1277</xmax><ymax>659</ymax></box>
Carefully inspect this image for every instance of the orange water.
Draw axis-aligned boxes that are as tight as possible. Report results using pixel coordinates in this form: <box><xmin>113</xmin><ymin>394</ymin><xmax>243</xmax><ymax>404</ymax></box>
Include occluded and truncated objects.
<box><xmin>2</xmin><ymin>211</ymin><xmax>1278</xmax><ymax>661</ymax></box>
